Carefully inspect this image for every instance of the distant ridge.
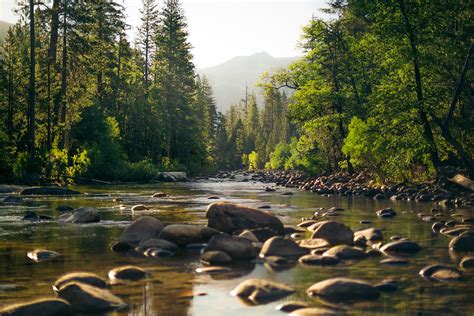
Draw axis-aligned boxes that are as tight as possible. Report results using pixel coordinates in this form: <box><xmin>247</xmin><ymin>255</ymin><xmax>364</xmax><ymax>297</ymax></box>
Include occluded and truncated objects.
<box><xmin>0</xmin><ymin>20</ymin><xmax>13</xmax><ymax>45</ymax></box>
<box><xmin>198</xmin><ymin>52</ymin><xmax>298</xmax><ymax>111</ymax></box>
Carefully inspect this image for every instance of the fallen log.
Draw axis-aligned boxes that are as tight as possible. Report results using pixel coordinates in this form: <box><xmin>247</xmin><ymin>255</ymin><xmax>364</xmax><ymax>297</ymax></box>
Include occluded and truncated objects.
<box><xmin>449</xmin><ymin>174</ymin><xmax>474</xmax><ymax>192</ymax></box>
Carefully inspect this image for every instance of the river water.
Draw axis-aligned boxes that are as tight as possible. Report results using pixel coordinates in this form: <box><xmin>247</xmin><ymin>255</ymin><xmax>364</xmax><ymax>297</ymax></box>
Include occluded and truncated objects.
<box><xmin>0</xmin><ymin>176</ymin><xmax>473</xmax><ymax>315</ymax></box>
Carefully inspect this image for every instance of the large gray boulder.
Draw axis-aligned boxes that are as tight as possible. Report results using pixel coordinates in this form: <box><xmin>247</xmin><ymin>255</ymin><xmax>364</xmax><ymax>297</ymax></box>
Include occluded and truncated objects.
<box><xmin>120</xmin><ymin>216</ymin><xmax>164</xmax><ymax>245</ymax></box>
<box><xmin>158</xmin><ymin>224</ymin><xmax>204</xmax><ymax>246</ymax></box>
<box><xmin>309</xmin><ymin>221</ymin><xmax>354</xmax><ymax>246</ymax></box>
<box><xmin>307</xmin><ymin>277</ymin><xmax>380</xmax><ymax>301</ymax></box>
<box><xmin>205</xmin><ymin>234</ymin><xmax>257</xmax><ymax>260</ymax></box>
<box><xmin>206</xmin><ymin>202</ymin><xmax>284</xmax><ymax>234</ymax></box>
<box><xmin>260</xmin><ymin>236</ymin><xmax>308</xmax><ymax>258</ymax></box>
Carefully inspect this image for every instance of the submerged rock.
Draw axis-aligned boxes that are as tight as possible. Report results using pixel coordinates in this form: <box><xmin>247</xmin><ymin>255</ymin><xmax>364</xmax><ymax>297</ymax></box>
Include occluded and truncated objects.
<box><xmin>108</xmin><ymin>266</ymin><xmax>147</xmax><ymax>282</ymax></box>
<box><xmin>58</xmin><ymin>282</ymin><xmax>125</xmax><ymax>313</ymax></box>
<box><xmin>131</xmin><ymin>204</ymin><xmax>149</xmax><ymax>211</ymax></box>
<box><xmin>260</xmin><ymin>236</ymin><xmax>308</xmax><ymax>258</ymax></box>
<box><xmin>309</xmin><ymin>221</ymin><xmax>354</xmax><ymax>246</ymax></box>
<box><xmin>136</xmin><ymin>238</ymin><xmax>177</xmax><ymax>252</ymax></box>
<box><xmin>56</xmin><ymin>205</ymin><xmax>74</xmax><ymax>212</ymax></box>
<box><xmin>299</xmin><ymin>254</ymin><xmax>340</xmax><ymax>266</ymax></box>
<box><xmin>27</xmin><ymin>249</ymin><xmax>61</xmax><ymax>262</ymax></box>
<box><xmin>0</xmin><ymin>298</ymin><xmax>73</xmax><ymax>316</ymax></box>
<box><xmin>275</xmin><ymin>301</ymin><xmax>309</xmax><ymax>313</ymax></box>
<box><xmin>449</xmin><ymin>231</ymin><xmax>474</xmax><ymax>252</ymax></box>
<box><xmin>200</xmin><ymin>250</ymin><xmax>232</xmax><ymax>265</ymax></box>
<box><xmin>419</xmin><ymin>264</ymin><xmax>463</xmax><ymax>282</ymax></box>
<box><xmin>158</xmin><ymin>224</ymin><xmax>204</xmax><ymax>246</ymax></box>
<box><xmin>195</xmin><ymin>266</ymin><xmax>232</xmax><ymax>274</ymax></box>
<box><xmin>354</xmin><ymin>228</ymin><xmax>383</xmax><ymax>243</ymax></box>
<box><xmin>323</xmin><ymin>245</ymin><xmax>366</xmax><ymax>260</ymax></box>
<box><xmin>231</xmin><ymin>278</ymin><xmax>294</xmax><ymax>304</ymax></box>
<box><xmin>120</xmin><ymin>216</ymin><xmax>165</xmax><ymax>245</ymax></box>
<box><xmin>205</xmin><ymin>234</ymin><xmax>257</xmax><ymax>260</ymax></box>
<box><xmin>307</xmin><ymin>277</ymin><xmax>380</xmax><ymax>301</ymax></box>
<box><xmin>289</xmin><ymin>307</ymin><xmax>339</xmax><ymax>316</ymax></box>
<box><xmin>376</xmin><ymin>208</ymin><xmax>397</xmax><ymax>218</ymax></box>
<box><xmin>58</xmin><ymin>207</ymin><xmax>100</xmax><ymax>224</ymax></box>
<box><xmin>206</xmin><ymin>202</ymin><xmax>284</xmax><ymax>234</ymax></box>
<box><xmin>21</xmin><ymin>187</ymin><xmax>81</xmax><ymax>195</ymax></box>
<box><xmin>53</xmin><ymin>272</ymin><xmax>107</xmax><ymax>292</ymax></box>
<box><xmin>380</xmin><ymin>240</ymin><xmax>421</xmax><ymax>254</ymax></box>
<box><xmin>2</xmin><ymin>195</ymin><xmax>23</xmax><ymax>204</ymax></box>
<box><xmin>460</xmin><ymin>257</ymin><xmax>474</xmax><ymax>269</ymax></box>
<box><xmin>23</xmin><ymin>211</ymin><xmax>53</xmax><ymax>222</ymax></box>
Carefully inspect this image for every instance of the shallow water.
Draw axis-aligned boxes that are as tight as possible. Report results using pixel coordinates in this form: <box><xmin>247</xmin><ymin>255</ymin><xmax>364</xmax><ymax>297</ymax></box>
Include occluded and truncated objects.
<box><xmin>0</xmin><ymin>176</ymin><xmax>473</xmax><ymax>315</ymax></box>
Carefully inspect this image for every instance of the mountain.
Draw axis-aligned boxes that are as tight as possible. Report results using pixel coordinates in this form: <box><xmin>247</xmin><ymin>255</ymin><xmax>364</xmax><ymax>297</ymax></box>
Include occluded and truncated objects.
<box><xmin>0</xmin><ymin>21</ymin><xmax>13</xmax><ymax>45</ymax></box>
<box><xmin>197</xmin><ymin>52</ymin><xmax>298</xmax><ymax>112</ymax></box>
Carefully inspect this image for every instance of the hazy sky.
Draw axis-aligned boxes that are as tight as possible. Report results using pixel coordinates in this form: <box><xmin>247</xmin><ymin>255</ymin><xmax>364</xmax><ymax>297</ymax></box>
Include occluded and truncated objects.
<box><xmin>0</xmin><ymin>0</ymin><xmax>329</xmax><ymax>68</ymax></box>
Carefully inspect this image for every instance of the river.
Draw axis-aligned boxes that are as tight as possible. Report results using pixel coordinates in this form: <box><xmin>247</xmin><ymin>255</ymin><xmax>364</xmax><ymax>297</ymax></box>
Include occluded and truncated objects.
<box><xmin>0</xmin><ymin>176</ymin><xmax>473</xmax><ymax>315</ymax></box>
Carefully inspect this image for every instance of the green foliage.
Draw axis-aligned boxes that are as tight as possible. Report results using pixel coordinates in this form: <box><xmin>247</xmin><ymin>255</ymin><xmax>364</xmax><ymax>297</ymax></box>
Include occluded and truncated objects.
<box><xmin>248</xmin><ymin>151</ymin><xmax>259</xmax><ymax>171</ymax></box>
<box><xmin>267</xmin><ymin>142</ymin><xmax>291</xmax><ymax>170</ymax></box>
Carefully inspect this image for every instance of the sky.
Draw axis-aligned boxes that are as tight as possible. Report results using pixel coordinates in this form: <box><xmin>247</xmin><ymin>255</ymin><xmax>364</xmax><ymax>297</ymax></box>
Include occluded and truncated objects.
<box><xmin>0</xmin><ymin>0</ymin><xmax>329</xmax><ymax>68</ymax></box>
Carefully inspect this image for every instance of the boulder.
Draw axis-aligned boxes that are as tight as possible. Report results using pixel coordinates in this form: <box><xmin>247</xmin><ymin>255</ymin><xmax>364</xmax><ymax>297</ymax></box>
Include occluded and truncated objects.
<box><xmin>206</xmin><ymin>202</ymin><xmax>284</xmax><ymax>234</ymax></box>
<box><xmin>158</xmin><ymin>224</ymin><xmax>204</xmax><ymax>246</ymax></box>
<box><xmin>0</xmin><ymin>298</ymin><xmax>73</xmax><ymax>316</ymax></box>
<box><xmin>57</xmin><ymin>282</ymin><xmax>125</xmax><ymax>313</ymax></box>
<box><xmin>247</xmin><ymin>228</ymin><xmax>278</xmax><ymax>242</ymax></box>
<box><xmin>53</xmin><ymin>272</ymin><xmax>107</xmax><ymax>292</ymax></box>
<box><xmin>299</xmin><ymin>254</ymin><xmax>340</xmax><ymax>266</ymax></box>
<box><xmin>380</xmin><ymin>240</ymin><xmax>421</xmax><ymax>254</ymax></box>
<box><xmin>264</xmin><ymin>256</ymin><xmax>296</xmax><ymax>271</ymax></box>
<box><xmin>260</xmin><ymin>236</ymin><xmax>308</xmax><ymax>258</ymax></box>
<box><xmin>205</xmin><ymin>234</ymin><xmax>257</xmax><ymax>260</ymax></box>
<box><xmin>108</xmin><ymin>266</ymin><xmax>147</xmax><ymax>282</ymax></box>
<box><xmin>309</xmin><ymin>221</ymin><xmax>354</xmax><ymax>246</ymax></box>
<box><xmin>354</xmin><ymin>228</ymin><xmax>383</xmax><ymax>243</ymax></box>
<box><xmin>231</xmin><ymin>278</ymin><xmax>294</xmax><ymax>304</ymax></box>
<box><xmin>323</xmin><ymin>245</ymin><xmax>366</xmax><ymax>260</ymax></box>
<box><xmin>27</xmin><ymin>249</ymin><xmax>61</xmax><ymax>262</ymax></box>
<box><xmin>2</xmin><ymin>195</ymin><xmax>23</xmax><ymax>204</ymax></box>
<box><xmin>143</xmin><ymin>248</ymin><xmax>174</xmax><ymax>258</ymax></box>
<box><xmin>238</xmin><ymin>230</ymin><xmax>259</xmax><ymax>242</ymax></box>
<box><xmin>58</xmin><ymin>207</ymin><xmax>100</xmax><ymax>224</ymax></box>
<box><xmin>136</xmin><ymin>238</ymin><xmax>178</xmax><ymax>252</ymax></box>
<box><xmin>307</xmin><ymin>277</ymin><xmax>380</xmax><ymax>301</ymax></box>
<box><xmin>297</xmin><ymin>239</ymin><xmax>330</xmax><ymax>250</ymax></box>
<box><xmin>275</xmin><ymin>301</ymin><xmax>309</xmax><ymax>313</ymax></box>
<box><xmin>21</xmin><ymin>187</ymin><xmax>81</xmax><ymax>195</ymax></box>
<box><xmin>376</xmin><ymin>208</ymin><xmax>397</xmax><ymax>218</ymax></box>
<box><xmin>120</xmin><ymin>216</ymin><xmax>164</xmax><ymax>245</ymax></box>
<box><xmin>152</xmin><ymin>192</ymin><xmax>167</xmax><ymax>198</ymax></box>
<box><xmin>449</xmin><ymin>231</ymin><xmax>474</xmax><ymax>252</ymax></box>
<box><xmin>131</xmin><ymin>204</ymin><xmax>149</xmax><ymax>211</ymax></box>
<box><xmin>200</xmin><ymin>251</ymin><xmax>232</xmax><ymax>265</ymax></box>
<box><xmin>419</xmin><ymin>264</ymin><xmax>463</xmax><ymax>282</ymax></box>
<box><xmin>460</xmin><ymin>257</ymin><xmax>474</xmax><ymax>269</ymax></box>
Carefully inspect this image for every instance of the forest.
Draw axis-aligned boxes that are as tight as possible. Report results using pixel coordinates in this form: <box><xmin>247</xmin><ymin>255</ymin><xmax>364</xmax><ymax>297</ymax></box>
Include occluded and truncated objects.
<box><xmin>0</xmin><ymin>0</ymin><xmax>472</xmax><ymax>184</ymax></box>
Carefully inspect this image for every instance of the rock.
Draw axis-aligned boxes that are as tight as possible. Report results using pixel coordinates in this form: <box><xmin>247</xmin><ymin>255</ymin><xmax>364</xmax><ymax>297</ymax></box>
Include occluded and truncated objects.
<box><xmin>327</xmin><ymin>207</ymin><xmax>344</xmax><ymax>212</ymax></box>
<box><xmin>238</xmin><ymin>230</ymin><xmax>259</xmax><ymax>242</ymax></box>
<box><xmin>359</xmin><ymin>220</ymin><xmax>372</xmax><ymax>224</ymax></box>
<box><xmin>27</xmin><ymin>249</ymin><xmax>61</xmax><ymax>262</ymax></box>
<box><xmin>58</xmin><ymin>207</ymin><xmax>100</xmax><ymax>224</ymax></box>
<box><xmin>206</xmin><ymin>234</ymin><xmax>257</xmax><ymax>260</ymax></box>
<box><xmin>265</xmin><ymin>187</ymin><xmax>276</xmax><ymax>192</ymax></box>
<box><xmin>195</xmin><ymin>266</ymin><xmax>232</xmax><ymax>274</ymax></box>
<box><xmin>0</xmin><ymin>298</ymin><xmax>73</xmax><ymax>316</ymax></box>
<box><xmin>298</xmin><ymin>220</ymin><xmax>318</xmax><ymax>228</ymax></box>
<box><xmin>390</xmin><ymin>236</ymin><xmax>401</xmax><ymax>241</ymax></box>
<box><xmin>200</xmin><ymin>226</ymin><xmax>222</xmax><ymax>241</ymax></box>
<box><xmin>289</xmin><ymin>307</ymin><xmax>339</xmax><ymax>316</ymax></box>
<box><xmin>131</xmin><ymin>204</ymin><xmax>149</xmax><ymax>211</ymax></box>
<box><xmin>111</xmin><ymin>241</ymin><xmax>132</xmax><ymax>252</ymax></box>
<box><xmin>260</xmin><ymin>236</ymin><xmax>308</xmax><ymax>258</ymax></box>
<box><xmin>206</xmin><ymin>202</ymin><xmax>284</xmax><ymax>234</ymax></box>
<box><xmin>200</xmin><ymin>250</ymin><xmax>232</xmax><ymax>265</ymax></box>
<box><xmin>419</xmin><ymin>264</ymin><xmax>463</xmax><ymax>282</ymax></box>
<box><xmin>299</xmin><ymin>254</ymin><xmax>340</xmax><ymax>266</ymax></box>
<box><xmin>136</xmin><ymin>238</ymin><xmax>178</xmax><ymax>252</ymax></box>
<box><xmin>298</xmin><ymin>239</ymin><xmax>330</xmax><ymax>250</ymax></box>
<box><xmin>2</xmin><ymin>195</ymin><xmax>23</xmax><ymax>204</ymax></box>
<box><xmin>375</xmin><ymin>281</ymin><xmax>398</xmax><ymax>292</ymax></box>
<box><xmin>323</xmin><ymin>245</ymin><xmax>366</xmax><ymax>260</ymax></box>
<box><xmin>23</xmin><ymin>211</ymin><xmax>53</xmax><ymax>222</ymax></box>
<box><xmin>449</xmin><ymin>231</ymin><xmax>474</xmax><ymax>252</ymax></box>
<box><xmin>440</xmin><ymin>227</ymin><xmax>470</xmax><ymax>237</ymax></box>
<box><xmin>108</xmin><ymin>266</ymin><xmax>147</xmax><ymax>282</ymax></box>
<box><xmin>56</xmin><ymin>205</ymin><xmax>74</xmax><ymax>212</ymax></box>
<box><xmin>247</xmin><ymin>228</ymin><xmax>278</xmax><ymax>242</ymax></box>
<box><xmin>380</xmin><ymin>240</ymin><xmax>421</xmax><ymax>254</ymax></box>
<box><xmin>275</xmin><ymin>301</ymin><xmax>309</xmax><ymax>313</ymax></box>
<box><xmin>307</xmin><ymin>277</ymin><xmax>380</xmax><ymax>301</ymax></box>
<box><xmin>309</xmin><ymin>221</ymin><xmax>354</xmax><ymax>246</ymax></box>
<box><xmin>281</xmin><ymin>192</ymin><xmax>293</xmax><ymax>196</ymax></box>
<box><xmin>57</xmin><ymin>282</ymin><xmax>125</xmax><ymax>313</ymax></box>
<box><xmin>376</xmin><ymin>208</ymin><xmax>397</xmax><ymax>218</ymax></box>
<box><xmin>21</xmin><ymin>187</ymin><xmax>81</xmax><ymax>195</ymax></box>
<box><xmin>119</xmin><ymin>216</ymin><xmax>164</xmax><ymax>246</ymax></box>
<box><xmin>231</xmin><ymin>278</ymin><xmax>294</xmax><ymax>304</ymax></box>
<box><xmin>53</xmin><ymin>272</ymin><xmax>107</xmax><ymax>292</ymax></box>
<box><xmin>158</xmin><ymin>224</ymin><xmax>204</xmax><ymax>246</ymax></box>
<box><xmin>460</xmin><ymin>257</ymin><xmax>474</xmax><ymax>269</ymax></box>
<box><xmin>143</xmin><ymin>248</ymin><xmax>174</xmax><ymax>258</ymax></box>
<box><xmin>264</xmin><ymin>256</ymin><xmax>295</xmax><ymax>271</ymax></box>
<box><xmin>380</xmin><ymin>258</ymin><xmax>409</xmax><ymax>265</ymax></box>
<box><xmin>373</xmin><ymin>193</ymin><xmax>386</xmax><ymax>200</ymax></box>
<box><xmin>431</xmin><ymin>222</ymin><xmax>444</xmax><ymax>232</ymax></box>
<box><xmin>284</xmin><ymin>225</ymin><xmax>306</xmax><ymax>235</ymax></box>
<box><xmin>354</xmin><ymin>228</ymin><xmax>383</xmax><ymax>243</ymax></box>
<box><xmin>152</xmin><ymin>192</ymin><xmax>167</xmax><ymax>198</ymax></box>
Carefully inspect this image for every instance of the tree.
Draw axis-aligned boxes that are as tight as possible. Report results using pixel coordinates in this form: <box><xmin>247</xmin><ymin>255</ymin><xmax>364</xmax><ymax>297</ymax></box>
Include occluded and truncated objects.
<box><xmin>136</xmin><ymin>0</ymin><xmax>158</xmax><ymax>90</ymax></box>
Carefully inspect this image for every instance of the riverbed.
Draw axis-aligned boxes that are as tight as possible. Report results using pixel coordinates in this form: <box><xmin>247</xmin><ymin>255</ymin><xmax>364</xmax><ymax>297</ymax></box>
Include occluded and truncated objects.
<box><xmin>0</xmin><ymin>176</ymin><xmax>473</xmax><ymax>315</ymax></box>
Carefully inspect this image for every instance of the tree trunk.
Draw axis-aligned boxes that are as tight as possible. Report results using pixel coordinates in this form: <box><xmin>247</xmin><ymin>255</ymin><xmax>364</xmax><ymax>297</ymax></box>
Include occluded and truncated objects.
<box><xmin>7</xmin><ymin>61</ymin><xmax>13</xmax><ymax>141</ymax></box>
<box><xmin>27</xmin><ymin>0</ymin><xmax>36</xmax><ymax>160</ymax></box>
<box><xmin>47</xmin><ymin>0</ymin><xmax>60</xmax><ymax>150</ymax></box>
<box><xmin>398</xmin><ymin>0</ymin><xmax>441</xmax><ymax>173</ymax></box>
<box><xmin>59</xmin><ymin>0</ymin><xmax>68</xmax><ymax>149</ymax></box>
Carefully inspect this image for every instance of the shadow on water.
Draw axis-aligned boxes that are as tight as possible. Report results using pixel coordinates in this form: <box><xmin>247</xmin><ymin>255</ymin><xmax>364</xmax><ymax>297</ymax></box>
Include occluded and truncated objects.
<box><xmin>0</xmin><ymin>178</ymin><xmax>473</xmax><ymax>315</ymax></box>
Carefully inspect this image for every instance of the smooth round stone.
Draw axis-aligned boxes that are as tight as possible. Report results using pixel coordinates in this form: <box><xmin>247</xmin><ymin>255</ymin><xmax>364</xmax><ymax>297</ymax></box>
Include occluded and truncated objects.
<box><xmin>375</xmin><ymin>281</ymin><xmax>398</xmax><ymax>292</ymax></box>
<box><xmin>27</xmin><ymin>249</ymin><xmax>61</xmax><ymax>262</ymax></box>
<box><xmin>289</xmin><ymin>307</ymin><xmax>339</xmax><ymax>315</ymax></box>
<box><xmin>2</xmin><ymin>195</ymin><xmax>23</xmax><ymax>204</ymax></box>
<box><xmin>144</xmin><ymin>248</ymin><xmax>174</xmax><ymax>258</ymax></box>
<box><xmin>419</xmin><ymin>264</ymin><xmax>463</xmax><ymax>282</ymax></box>
<box><xmin>0</xmin><ymin>298</ymin><xmax>73</xmax><ymax>316</ymax></box>
<box><xmin>111</xmin><ymin>241</ymin><xmax>132</xmax><ymax>252</ymax></box>
<box><xmin>108</xmin><ymin>266</ymin><xmax>147</xmax><ymax>282</ymax></box>
<box><xmin>376</xmin><ymin>208</ymin><xmax>397</xmax><ymax>218</ymax></box>
<box><xmin>298</xmin><ymin>238</ymin><xmax>330</xmax><ymax>250</ymax></box>
<box><xmin>53</xmin><ymin>272</ymin><xmax>107</xmax><ymax>292</ymax></box>
<box><xmin>205</xmin><ymin>234</ymin><xmax>257</xmax><ymax>260</ymax></box>
<box><xmin>56</xmin><ymin>205</ymin><xmax>74</xmax><ymax>212</ymax></box>
<box><xmin>264</xmin><ymin>256</ymin><xmax>295</xmax><ymax>270</ymax></box>
<box><xmin>431</xmin><ymin>222</ymin><xmax>444</xmax><ymax>232</ymax></box>
<box><xmin>390</xmin><ymin>236</ymin><xmax>401</xmax><ymax>241</ymax></box>
<box><xmin>131</xmin><ymin>204</ymin><xmax>149</xmax><ymax>211</ymax></box>
<box><xmin>275</xmin><ymin>300</ymin><xmax>309</xmax><ymax>313</ymax></box>
<box><xmin>231</xmin><ymin>278</ymin><xmax>294</xmax><ymax>304</ymax></box>
<box><xmin>136</xmin><ymin>238</ymin><xmax>178</xmax><ymax>252</ymax></box>
<box><xmin>380</xmin><ymin>258</ymin><xmax>409</xmax><ymax>265</ymax></box>
<box><xmin>260</xmin><ymin>236</ymin><xmax>308</xmax><ymax>258</ymax></box>
<box><xmin>449</xmin><ymin>231</ymin><xmax>474</xmax><ymax>252</ymax></box>
<box><xmin>460</xmin><ymin>257</ymin><xmax>474</xmax><ymax>269</ymax></box>
<box><xmin>200</xmin><ymin>251</ymin><xmax>232</xmax><ymax>265</ymax></box>
<box><xmin>57</xmin><ymin>282</ymin><xmax>125</xmax><ymax>313</ymax></box>
<box><xmin>239</xmin><ymin>230</ymin><xmax>260</xmax><ymax>242</ymax></box>
<box><xmin>366</xmin><ymin>248</ymin><xmax>382</xmax><ymax>256</ymax></box>
<box><xmin>186</xmin><ymin>243</ymin><xmax>208</xmax><ymax>250</ymax></box>
<box><xmin>299</xmin><ymin>254</ymin><xmax>340</xmax><ymax>266</ymax></box>
<box><xmin>298</xmin><ymin>220</ymin><xmax>318</xmax><ymax>228</ymax></box>
<box><xmin>307</xmin><ymin>277</ymin><xmax>380</xmax><ymax>301</ymax></box>
<box><xmin>380</xmin><ymin>240</ymin><xmax>421</xmax><ymax>254</ymax></box>
<box><xmin>323</xmin><ymin>245</ymin><xmax>366</xmax><ymax>260</ymax></box>
<box><xmin>440</xmin><ymin>227</ymin><xmax>470</xmax><ymax>237</ymax></box>
<box><xmin>309</xmin><ymin>221</ymin><xmax>354</xmax><ymax>246</ymax></box>
<box><xmin>58</xmin><ymin>207</ymin><xmax>100</xmax><ymax>224</ymax></box>
<box><xmin>359</xmin><ymin>220</ymin><xmax>372</xmax><ymax>224</ymax></box>
<box><xmin>207</xmin><ymin>195</ymin><xmax>220</xmax><ymax>199</ymax></box>
<box><xmin>291</xmin><ymin>233</ymin><xmax>305</xmax><ymax>239</ymax></box>
<box><xmin>159</xmin><ymin>224</ymin><xmax>204</xmax><ymax>246</ymax></box>
<box><xmin>195</xmin><ymin>266</ymin><xmax>232</xmax><ymax>274</ymax></box>
<box><xmin>152</xmin><ymin>192</ymin><xmax>167</xmax><ymax>198</ymax></box>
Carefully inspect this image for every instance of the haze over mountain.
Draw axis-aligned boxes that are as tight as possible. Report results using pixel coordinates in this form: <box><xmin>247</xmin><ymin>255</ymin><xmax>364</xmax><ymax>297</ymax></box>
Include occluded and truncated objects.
<box><xmin>0</xmin><ymin>21</ymin><xmax>12</xmax><ymax>45</ymax></box>
<box><xmin>198</xmin><ymin>52</ymin><xmax>298</xmax><ymax>112</ymax></box>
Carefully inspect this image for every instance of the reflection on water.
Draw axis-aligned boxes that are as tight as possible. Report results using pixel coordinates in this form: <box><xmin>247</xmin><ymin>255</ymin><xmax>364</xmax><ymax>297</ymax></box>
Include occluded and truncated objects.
<box><xmin>0</xmin><ymin>177</ymin><xmax>473</xmax><ymax>315</ymax></box>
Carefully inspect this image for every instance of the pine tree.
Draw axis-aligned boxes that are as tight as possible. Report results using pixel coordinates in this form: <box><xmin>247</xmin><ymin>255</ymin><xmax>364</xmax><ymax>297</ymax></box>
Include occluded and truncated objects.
<box><xmin>136</xmin><ymin>0</ymin><xmax>158</xmax><ymax>90</ymax></box>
